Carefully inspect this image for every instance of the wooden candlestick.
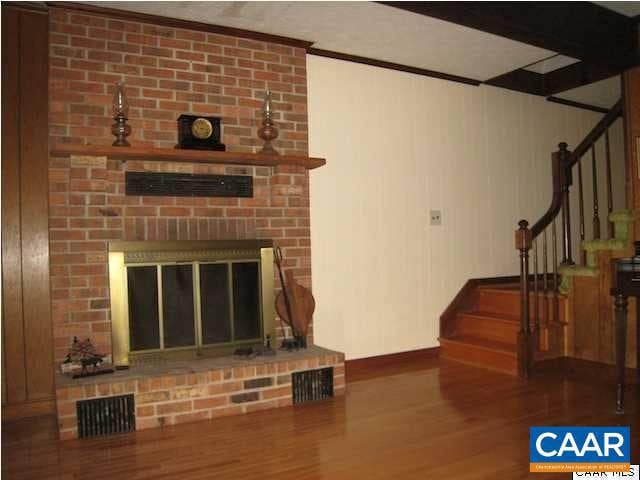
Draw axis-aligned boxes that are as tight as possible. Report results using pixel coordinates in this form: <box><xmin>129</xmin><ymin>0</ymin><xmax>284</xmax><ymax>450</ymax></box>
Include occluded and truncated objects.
<box><xmin>258</xmin><ymin>90</ymin><xmax>278</xmax><ymax>155</ymax></box>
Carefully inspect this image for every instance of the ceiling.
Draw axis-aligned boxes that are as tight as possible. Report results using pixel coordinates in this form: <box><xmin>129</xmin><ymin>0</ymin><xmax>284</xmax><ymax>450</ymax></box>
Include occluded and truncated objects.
<box><xmin>556</xmin><ymin>76</ymin><xmax>622</xmax><ymax>110</ymax></box>
<box><xmin>85</xmin><ymin>1</ymin><xmax>639</xmax><ymax>109</ymax></box>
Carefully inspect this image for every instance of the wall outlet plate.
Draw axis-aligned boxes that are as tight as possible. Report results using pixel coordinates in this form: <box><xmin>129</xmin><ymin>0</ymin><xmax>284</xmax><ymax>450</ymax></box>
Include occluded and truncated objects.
<box><xmin>430</xmin><ymin>210</ymin><xmax>442</xmax><ymax>226</ymax></box>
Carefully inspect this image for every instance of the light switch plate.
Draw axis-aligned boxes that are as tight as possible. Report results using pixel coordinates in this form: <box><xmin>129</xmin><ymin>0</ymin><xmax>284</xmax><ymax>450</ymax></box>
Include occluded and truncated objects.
<box><xmin>430</xmin><ymin>210</ymin><xmax>442</xmax><ymax>226</ymax></box>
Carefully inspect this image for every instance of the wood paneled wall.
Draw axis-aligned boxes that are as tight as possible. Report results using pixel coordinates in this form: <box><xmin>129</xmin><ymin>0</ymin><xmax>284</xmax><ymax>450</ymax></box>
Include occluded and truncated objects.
<box><xmin>1</xmin><ymin>4</ymin><xmax>55</xmax><ymax>419</ymax></box>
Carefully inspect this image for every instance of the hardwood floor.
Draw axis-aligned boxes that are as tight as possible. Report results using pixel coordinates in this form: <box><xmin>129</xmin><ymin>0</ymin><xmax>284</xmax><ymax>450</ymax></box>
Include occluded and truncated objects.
<box><xmin>2</xmin><ymin>358</ymin><xmax>638</xmax><ymax>480</ymax></box>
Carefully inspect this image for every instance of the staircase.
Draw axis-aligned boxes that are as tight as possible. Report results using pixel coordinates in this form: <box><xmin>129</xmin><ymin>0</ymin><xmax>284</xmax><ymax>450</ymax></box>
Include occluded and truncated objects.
<box><xmin>440</xmin><ymin>99</ymin><xmax>627</xmax><ymax>378</ymax></box>
<box><xmin>440</xmin><ymin>281</ymin><xmax>566</xmax><ymax>375</ymax></box>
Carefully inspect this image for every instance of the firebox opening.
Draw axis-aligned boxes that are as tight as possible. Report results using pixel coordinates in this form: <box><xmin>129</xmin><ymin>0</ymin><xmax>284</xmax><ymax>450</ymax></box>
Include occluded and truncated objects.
<box><xmin>108</xmin><ymin>240</ymin><xmax>275</xmax><ymax>367</ymax></box>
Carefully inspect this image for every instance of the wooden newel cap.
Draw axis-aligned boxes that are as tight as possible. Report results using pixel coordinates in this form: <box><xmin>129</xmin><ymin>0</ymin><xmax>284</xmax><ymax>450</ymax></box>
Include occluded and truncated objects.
<box><xmin>515</xmin><ymin>220</ymin><xmax>532</xmax><ymax>250</ymax></box>
<box><xmin>557</xmin><ymin>142</ymin><xmax>571</xmax><ymax>163</ymax></box>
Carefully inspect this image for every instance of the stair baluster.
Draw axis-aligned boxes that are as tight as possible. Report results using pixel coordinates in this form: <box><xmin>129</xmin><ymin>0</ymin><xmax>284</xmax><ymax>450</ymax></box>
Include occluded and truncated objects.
<box><xmin>591</xmin><ymin>145</ymin><xmax>601</xmax><ymax>239</ymax></box>
<box><xmin>533</xmin><ymin>237</ymin><xmax>539</xmax><ymax>331</ymax></box>
<box><xmin>552</xmin><ymin>218</ymin><xmax>560</xmax><ymax>325</ymax></box>
<box><xmin>542</xmin><ymin>229</ymin><xmax>549</xmax><ymax>339</ymax></box>
<box><xmin>605</xmin><ymin>129</ymin><xmax>614</xmax><ymax>238</ymax></box>
<box><xmin>533</xmin><ymin>238</ymin><xmax>548</xmax><ymax>350</ymax></box>
<box><xmin>577</xmin><ymin>158</ymin><xmax>586</xmax><ymax>265</ymax></box>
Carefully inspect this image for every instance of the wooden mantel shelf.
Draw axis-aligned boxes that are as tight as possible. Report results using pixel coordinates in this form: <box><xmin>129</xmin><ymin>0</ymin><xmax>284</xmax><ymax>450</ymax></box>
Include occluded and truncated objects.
<box><xmin>50</xmin><ymin>145</ymin><xmax>326</xmax><ymax>170</ymax></box>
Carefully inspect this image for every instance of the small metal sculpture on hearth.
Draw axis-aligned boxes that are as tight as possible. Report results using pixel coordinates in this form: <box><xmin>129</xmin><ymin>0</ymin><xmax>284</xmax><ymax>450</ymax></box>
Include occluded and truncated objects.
<box><xmin>257</xmin><ymin>90</ymin><xmax>279</xmax><ymax>155</ymax></box>
<box><xmin>64</xmin><ymin>336</ymin><xmax>114</xmax><ymax>378</ymax></box>
<box><xmin>111</xmin><ymin>81</ymin><xmax>132</xmax><ymax>147</ymax></box>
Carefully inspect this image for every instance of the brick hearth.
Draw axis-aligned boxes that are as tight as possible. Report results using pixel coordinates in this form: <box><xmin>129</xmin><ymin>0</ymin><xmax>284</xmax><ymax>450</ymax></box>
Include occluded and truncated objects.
<box><xmin>56</xmin><ymin>346</ymin><xmax>345</xmax><ymax>440</ymax></box>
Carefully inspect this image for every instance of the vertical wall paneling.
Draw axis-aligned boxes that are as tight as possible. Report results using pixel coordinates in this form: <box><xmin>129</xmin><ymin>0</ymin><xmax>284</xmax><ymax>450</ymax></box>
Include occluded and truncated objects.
<box><xmin>307</xmin><ymin>56</ymin><xmax>625</xmax><ymax>360</ymax></box>
<box><xmin>20</xmin><ymin>9</ymin><xmax>54</xmax><ymax>400</ymax></box>
<box><xmin>2</xmin><ymin>7</ymin><xmax>27</xmax><ymax>404</ymax></box>
<box><xmin>1</xmin><ymin>6</ymin><xmax>54</xmax><ymax>411</ymax></box>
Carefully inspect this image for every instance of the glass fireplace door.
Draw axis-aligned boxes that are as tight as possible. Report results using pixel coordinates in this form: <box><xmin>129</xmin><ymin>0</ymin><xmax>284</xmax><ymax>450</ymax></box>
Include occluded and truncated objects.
<box><xmin>108</xmin><ymin>240</ymin><xmax>275</xmax><ymax>367</ymax></box>
<box><xmin>124</xmin><ymin>260</ymin><xmax>263</xmax><ymax>360</ymax></box>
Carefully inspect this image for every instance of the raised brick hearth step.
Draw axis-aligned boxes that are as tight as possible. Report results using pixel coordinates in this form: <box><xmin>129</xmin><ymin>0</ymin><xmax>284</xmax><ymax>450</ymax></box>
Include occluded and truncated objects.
<box><xmin>55</xmin><ymin>346</ymin><xmax>345</xmax><ymax>440</ymax></box>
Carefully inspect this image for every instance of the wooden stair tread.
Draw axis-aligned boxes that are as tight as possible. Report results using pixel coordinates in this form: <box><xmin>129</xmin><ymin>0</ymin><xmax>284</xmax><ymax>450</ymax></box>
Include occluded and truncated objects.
<box><xmin>459</xmin><ymin>310</ymin><xmax>519</xmax><ymax>323</ymax></box>
<box><xmin>440</xmin><ymin>335</ymin><xmax>516</xmax><ymax>354</ymax></box>
<box><xmin>478</xmin><ymin>287</ymin><xmax>566</xmax><ymax>298</ymax></box>
<box><xmin>477</xmin><ymin>283</ymin><xmax>520</xmax><ymax>291</ymax></box>
<box><xmin>476</xmin><ymin>287</ymin><xmax>521</xmax><ymax>296</ymax></box>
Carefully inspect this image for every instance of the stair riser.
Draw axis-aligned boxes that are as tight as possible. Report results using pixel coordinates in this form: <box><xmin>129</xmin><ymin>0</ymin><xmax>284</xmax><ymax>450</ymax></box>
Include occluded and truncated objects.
<box><xmin>440</xmin><ymin>341</ymin><xmax>517</xmax><ymax>376</ymax></box>
<box><xmin>456</xmin><ymin>315</ymin><xmax>518</xmax><ymax>344</ymax></box>
<box><xmin>474</xmin><ymin>291</ymin><xmax>567</xmax><ymax>322</ymax></box>
<box><xmin>475</xmin><ymin>291</ymin><xmax>520</xmax><ymax>317</ymax></box>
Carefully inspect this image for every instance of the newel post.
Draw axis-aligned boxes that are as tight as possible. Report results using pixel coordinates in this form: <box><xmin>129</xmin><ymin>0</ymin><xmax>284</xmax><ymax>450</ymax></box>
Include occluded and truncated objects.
<box><xmin>515</xmin><ymin>219</ymin><xmax>533</xmax><ymax>378</ymax></box>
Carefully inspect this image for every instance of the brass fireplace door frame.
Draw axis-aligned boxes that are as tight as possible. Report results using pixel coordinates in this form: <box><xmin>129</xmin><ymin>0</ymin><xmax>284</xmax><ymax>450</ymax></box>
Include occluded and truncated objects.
<box><xmin>108</xmin><ymin>240</ymin><xmax>275</xmax><ymax>367</ymax></box>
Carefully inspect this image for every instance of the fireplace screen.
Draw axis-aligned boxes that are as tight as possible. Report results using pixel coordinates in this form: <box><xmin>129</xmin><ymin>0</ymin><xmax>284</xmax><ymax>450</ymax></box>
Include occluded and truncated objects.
<box><xmin>108</xmin><ymin>241</ymin><xmax>274</xmax><ymax>366</ymax></box>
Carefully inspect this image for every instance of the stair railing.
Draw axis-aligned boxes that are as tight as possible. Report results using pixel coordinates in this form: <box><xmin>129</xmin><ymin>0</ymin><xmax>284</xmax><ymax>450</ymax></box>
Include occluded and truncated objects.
<box><xmin>515</xmin><ymin>99</ymin><xmax>623</xmax><ymax>378</ymax></box>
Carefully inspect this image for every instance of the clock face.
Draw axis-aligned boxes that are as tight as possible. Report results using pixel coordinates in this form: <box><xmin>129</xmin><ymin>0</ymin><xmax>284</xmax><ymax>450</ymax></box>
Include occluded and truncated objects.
<box><xmin>191</xmin><ymin>118</ymin><xmax>213</xmax><ymax>140</ymax></box>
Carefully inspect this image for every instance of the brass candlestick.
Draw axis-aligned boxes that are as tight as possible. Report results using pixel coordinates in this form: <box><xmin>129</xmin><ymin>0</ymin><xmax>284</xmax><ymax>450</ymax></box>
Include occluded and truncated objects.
<box><xmin>257</xmin><ymin>90</ymin><xmax>279</xmax><ymax>155</ymax></box>
<box><xmin>111</xmin><ymin>81</ymin><xmax>131</xmax><ymax>147</ymax></box>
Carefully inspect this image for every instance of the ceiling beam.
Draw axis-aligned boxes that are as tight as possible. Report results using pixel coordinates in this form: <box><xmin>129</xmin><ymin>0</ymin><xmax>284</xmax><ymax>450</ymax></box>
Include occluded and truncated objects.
<box><xmin>485</xmin><ymin>58</ymin><xmax>621</xmax><ymax>97</ymax></box>
<box><xmin>546</xmin><ymin>97</ymin><xmax>610</xmax><ymax>115</ymax></box>
<box><xmin>379</xmin><ymin>1</ymin><xmax>638</xmax><ymax>70</ymax></box>
<box><xmin>485</xmin><ymin>69</ymin><xmax>544</xmax><ymax>95</ymax></box>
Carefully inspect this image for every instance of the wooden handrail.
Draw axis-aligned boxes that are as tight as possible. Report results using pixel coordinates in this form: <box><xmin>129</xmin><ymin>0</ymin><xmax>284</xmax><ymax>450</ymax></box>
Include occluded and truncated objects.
<box><xmin>530</xmin><ymin>143</ymin><xmax>569</xmax><ymax>239</ymax></box>
<box><xmin>568</xmin><ymin>99</ymin><xmax>622</xmax><ymax>169</ymax></box>
<box><xmin>527</xmin><ymin>99</ymin><xmax>622</xmax><ymax>241</ymax></box>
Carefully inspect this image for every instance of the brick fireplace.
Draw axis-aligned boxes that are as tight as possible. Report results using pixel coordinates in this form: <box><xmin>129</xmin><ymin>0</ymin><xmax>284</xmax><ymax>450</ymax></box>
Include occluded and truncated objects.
<box><xmin>49</xmin><ymin>7</ymin><xmax>312</xmax><ymax>362</ymax></box>
<box><xmin>48</xmin><ymin>7</ymin><xmax>344</xmax><ymax>440</ymax></box>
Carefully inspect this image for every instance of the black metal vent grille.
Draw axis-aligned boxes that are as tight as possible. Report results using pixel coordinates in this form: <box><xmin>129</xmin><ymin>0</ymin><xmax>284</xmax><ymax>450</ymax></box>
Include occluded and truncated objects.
<box><xmin>77</xmin><ymin>394</ymin><xmax>135</xmax><ymax>438</ymax></box>
<box><xmin>292</xmin><ymin>367</ymin><xmax>334</xmax><ymax>404</ymax></box>
<box><xmin>126</xmin><ymin>171</ymin><xmax>253</xmax><ymax>198</ymax></box>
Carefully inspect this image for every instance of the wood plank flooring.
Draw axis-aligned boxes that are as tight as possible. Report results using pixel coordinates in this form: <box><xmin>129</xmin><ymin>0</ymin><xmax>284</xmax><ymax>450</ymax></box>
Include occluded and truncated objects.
<box><xmin>2</xmin><ymin>358</ymin><xmax>638</xmax><ymax>480</ymax></box>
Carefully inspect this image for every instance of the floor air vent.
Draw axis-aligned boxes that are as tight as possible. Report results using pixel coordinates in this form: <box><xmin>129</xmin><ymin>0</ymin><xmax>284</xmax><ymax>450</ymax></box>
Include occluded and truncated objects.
<box><xmin>292</xmin><ymin>367</ymin><xmax>334</xmax><ymax>404</ymax></box>
<box><xmin>77</xmin><ymin>394</ymin><xmax>135</xmax><ymax>438</ymax></box>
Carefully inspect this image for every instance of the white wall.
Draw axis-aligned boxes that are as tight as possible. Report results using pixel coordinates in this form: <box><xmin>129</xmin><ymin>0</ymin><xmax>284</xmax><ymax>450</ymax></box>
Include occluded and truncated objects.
<box><xmin>307</xmin><ymin>55</ymin><xmax>624</xmax><ymax>360</ymax></box>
